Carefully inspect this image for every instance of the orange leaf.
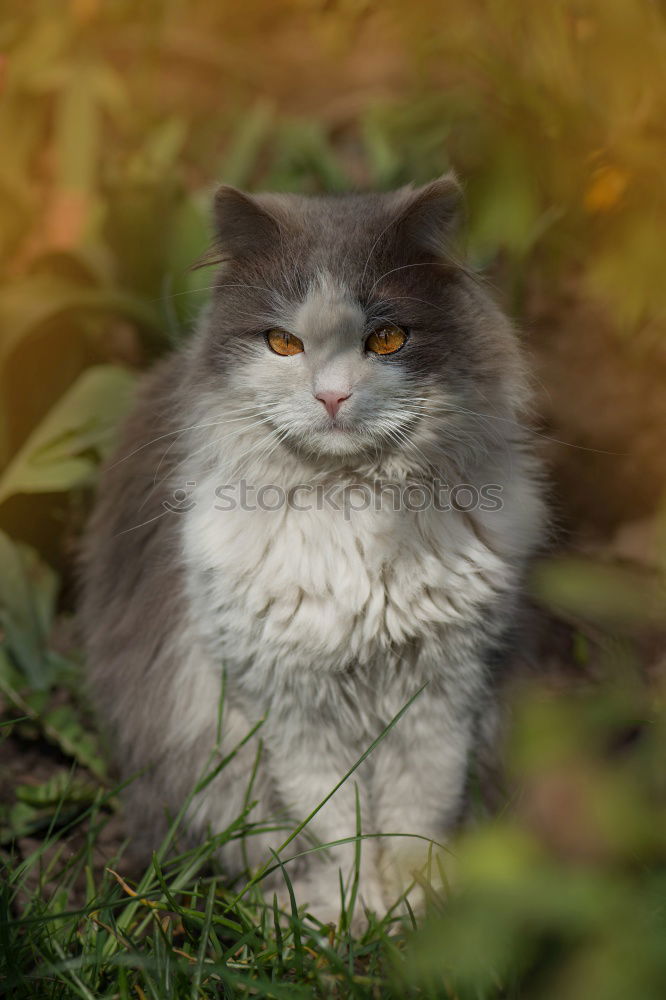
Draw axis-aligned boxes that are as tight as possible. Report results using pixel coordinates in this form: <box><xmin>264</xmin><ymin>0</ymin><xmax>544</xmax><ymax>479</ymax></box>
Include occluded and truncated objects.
<box><xmin>584</xmin><ymin>165</ymin><xmax>630</xmax><ymax>214</ymax></box>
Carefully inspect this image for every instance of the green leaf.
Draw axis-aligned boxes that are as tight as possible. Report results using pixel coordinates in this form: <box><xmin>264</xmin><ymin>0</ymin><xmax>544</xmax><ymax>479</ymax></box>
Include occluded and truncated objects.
<box><xmin>161</xmin><ymin>192</ymin><xmax>212</xmax><ymax>339</ymax></box>
<box><xmin>0</xmin><ymin>274</ymin><xmax>161</xmax><ymax>372</ymax></box>
<box><xmin>0</xmin><ymin>531</ymin><xmax>58</xmax><ymax>688</ymax></box>
<box><xmin>467</xmin><ymin>143</ymin><xmax>541</xmax><ymax>259</ymax></box>
<box><xmin>0</xmin><ymin>645</ymin><xmax>105</xmax><ymax>778</ymax></box>
<box><xmin>267</xmin><ymin>119</ymin><xmax>350</xmax><ymax>193</ymax></box>
<box><xmin>127</xmin><ymin>116</ymin><xmax>187</xmax><ymax>182</ymax></box>
<box><xmin>0</xmin><ymin>773</ymin><xmax>99</xmax><ymax>844</ymax></box>
<box><xmin>0</xmin><ymin>800</ymin><xmax>42</xmax><ymax>842</ymax></box>
<box><xmin>531</xmin><ymin>556</ymin><xmax>666</xmax><ymax>630</ymax></box>
<box><xmin>16</xmin><ymin>771</ymin><xmax>98</xmax><ymax>808</ymax></box>
<box><xmin>361</xmin><ymin>114</ymin><xmax>403</xmax><ymax>189</ymax></box>
<box><xmin>41</xmin><ymin>704</ymin><xmax>107</xmax><ymax>779</ymax></box>
<box><xmin>0</xmin><ymin>365</ymin><xmax>137</xmax><ymax>506</ymax></box>
<box><xmin>219</xmin><ymin>101</ymin><xmax>274</xmax><ymax>188</ymax></box>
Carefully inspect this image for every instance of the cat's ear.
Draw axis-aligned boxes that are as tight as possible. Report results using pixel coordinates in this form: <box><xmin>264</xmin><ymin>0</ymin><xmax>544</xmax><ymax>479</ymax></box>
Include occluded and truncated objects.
<box><xmin>212</xmin><ymin>186</ymin><xmax>281</xmax><ymax>260</ymax></box>
<box><xmin>394</xmin><ymin>173</ymin><xmax>463</xmax><ymax>259</ymax></box>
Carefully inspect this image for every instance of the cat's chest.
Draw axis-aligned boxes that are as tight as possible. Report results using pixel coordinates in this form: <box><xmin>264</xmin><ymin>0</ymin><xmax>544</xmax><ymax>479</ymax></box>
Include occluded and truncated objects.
<box><xmin>183</xmin><ymin>479</ymin><xmax>507</xmax><ymax>673</ymax></box>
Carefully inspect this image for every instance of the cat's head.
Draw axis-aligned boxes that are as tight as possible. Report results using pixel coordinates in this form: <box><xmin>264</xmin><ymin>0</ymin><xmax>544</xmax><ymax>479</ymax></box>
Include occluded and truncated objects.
<box><xmin>193</xmin><ymin>177</ymin><xmax>528</xmax><ymax>474</ymax></box>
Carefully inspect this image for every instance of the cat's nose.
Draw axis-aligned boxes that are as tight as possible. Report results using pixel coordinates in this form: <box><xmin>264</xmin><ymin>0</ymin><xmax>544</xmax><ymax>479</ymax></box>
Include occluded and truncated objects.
<box><xmin>315</xmin><ymin>391</ymin><xmax>351</xmax><ymax>419</ymax></box>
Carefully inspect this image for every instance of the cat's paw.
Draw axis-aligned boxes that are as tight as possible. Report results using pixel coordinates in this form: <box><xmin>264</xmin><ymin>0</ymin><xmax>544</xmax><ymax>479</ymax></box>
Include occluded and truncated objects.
<box><xmin>272</xmin><ymin>875</ymin><xmax>340</xmax><ymax>928</ymax></box>
<box><xmin>377</xmin><ymin>841</ymin><xmax>456</xmax><ymax>920</ymax></box>
<box><xmin>271</xmin><ymin>869</ymin><xmax>388</xmax><ymax>936</ymax></box>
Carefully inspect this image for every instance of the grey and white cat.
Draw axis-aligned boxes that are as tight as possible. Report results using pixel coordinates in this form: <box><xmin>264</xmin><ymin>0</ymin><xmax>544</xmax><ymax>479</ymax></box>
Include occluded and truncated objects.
<box><xmin>80</xmin><ymin>176</ymin><xmax>545</xmax><ymax>924</ymax></box>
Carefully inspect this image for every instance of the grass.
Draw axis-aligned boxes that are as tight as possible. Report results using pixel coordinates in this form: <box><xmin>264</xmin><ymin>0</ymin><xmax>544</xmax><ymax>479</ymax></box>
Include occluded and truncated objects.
<box><xmin>0</xmin><ymin>687</ymin><xmax>450</xmax><ymax>998</ymax></box>
<box><xmin>0</xmin><ymin>721</ymin><xmax>447</xmax><ymax>1000</ymax></box>
<box><xmin>2</xmin><ymin>664</ymin><xmax>666</xmax><ymax>999</ymax></box>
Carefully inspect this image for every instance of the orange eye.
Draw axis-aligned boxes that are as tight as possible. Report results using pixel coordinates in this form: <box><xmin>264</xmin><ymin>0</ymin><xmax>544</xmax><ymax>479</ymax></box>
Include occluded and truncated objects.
<box><xmin>266</xmin><ymin>328</ymin><xmax>304</xmax><ymax>356</ymax></box>
<box><xmin>365</xmin><ymin>324</ymin><xmax>408</xmax><ymax>356</ymax></box>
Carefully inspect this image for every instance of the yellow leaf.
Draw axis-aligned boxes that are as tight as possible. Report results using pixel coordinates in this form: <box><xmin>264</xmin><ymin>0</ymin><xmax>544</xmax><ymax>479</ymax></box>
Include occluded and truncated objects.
<box><xmin>106</xmin><ymin>867</ymin><xmax>138</xmax><ymax>898</ymax></box>
<box><xmin>584</xmin><ymin>165</ymin><xmax>630</xmax><ymax>214</ymax></box>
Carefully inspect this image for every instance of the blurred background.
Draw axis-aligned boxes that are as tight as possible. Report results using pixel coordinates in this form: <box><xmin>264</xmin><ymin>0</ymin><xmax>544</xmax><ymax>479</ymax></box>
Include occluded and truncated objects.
<box><xmin>1</xmin><ymin>1</ymin><xmax>665</xmax><ymax>996</ymax></box>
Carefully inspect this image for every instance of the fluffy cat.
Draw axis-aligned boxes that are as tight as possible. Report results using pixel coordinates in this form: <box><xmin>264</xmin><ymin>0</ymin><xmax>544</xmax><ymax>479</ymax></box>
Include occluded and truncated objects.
<box><xmin>80</xmin><ymin>176</ymin><xmax>545</xmax><ymax>925</ymax></box>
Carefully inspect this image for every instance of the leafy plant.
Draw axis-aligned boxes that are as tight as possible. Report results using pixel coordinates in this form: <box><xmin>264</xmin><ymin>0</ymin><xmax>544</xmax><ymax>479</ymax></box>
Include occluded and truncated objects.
<box><xmin>0</xmin><ymin>530</ymin><xmax>105</xmax><ymax>778</ymax></box>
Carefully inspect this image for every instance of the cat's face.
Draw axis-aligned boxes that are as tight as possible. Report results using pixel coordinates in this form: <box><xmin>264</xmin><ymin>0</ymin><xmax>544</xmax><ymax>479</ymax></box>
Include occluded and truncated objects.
<box><xmin>196</xmin><ymin>178</ymin><xmax>525</xmax><ymax>471</ymax></box>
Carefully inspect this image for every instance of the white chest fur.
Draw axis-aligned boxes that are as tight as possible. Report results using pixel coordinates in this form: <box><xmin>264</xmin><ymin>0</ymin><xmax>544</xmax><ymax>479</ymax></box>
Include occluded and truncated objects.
<box><xmin>181</xmin><ymin>467</ymin><xmax>514</xmax><ymax>691</ymax></box>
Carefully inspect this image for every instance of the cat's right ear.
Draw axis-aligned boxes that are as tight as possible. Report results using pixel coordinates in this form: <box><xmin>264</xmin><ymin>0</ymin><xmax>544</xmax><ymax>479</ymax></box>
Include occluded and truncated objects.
<box><xmin>212</xmin><ymin>186</ymin><xmax>281</xmax><ymax>261</ymax></box>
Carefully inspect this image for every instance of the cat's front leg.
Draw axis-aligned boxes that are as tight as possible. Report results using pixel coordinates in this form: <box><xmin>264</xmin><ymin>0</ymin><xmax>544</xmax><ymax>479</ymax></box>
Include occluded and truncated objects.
<box><xmin>370</xmin><ymin>689</ymin><xmax>475</xmax><ymax>910</ymax></box>
<box><xmin>260</xmin><ymin>704</ymin><xmax>384</xmax><ymax>927</ymax></box>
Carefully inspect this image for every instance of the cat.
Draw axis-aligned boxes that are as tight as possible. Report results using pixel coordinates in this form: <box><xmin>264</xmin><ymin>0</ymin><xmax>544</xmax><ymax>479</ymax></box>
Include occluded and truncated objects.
<box><xmin>80</xmin><ymin>175</ymin><xmax>545</xmax><ymax>926</ymax></box>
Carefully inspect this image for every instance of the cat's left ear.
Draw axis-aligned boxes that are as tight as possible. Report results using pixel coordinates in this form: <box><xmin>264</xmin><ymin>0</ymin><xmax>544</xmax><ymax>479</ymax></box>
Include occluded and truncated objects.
<box><xmin>394</xmin><ymin>173</ymin><xmax>463</xmax><ymax>259</ymax></box>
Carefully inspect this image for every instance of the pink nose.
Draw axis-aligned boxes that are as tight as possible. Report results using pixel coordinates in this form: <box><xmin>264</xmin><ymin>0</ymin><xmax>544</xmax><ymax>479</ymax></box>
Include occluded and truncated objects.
<box><xmin>315</xmin><ymin>391</ymin><xmax>351</xmax><ymax>419</ymax></box>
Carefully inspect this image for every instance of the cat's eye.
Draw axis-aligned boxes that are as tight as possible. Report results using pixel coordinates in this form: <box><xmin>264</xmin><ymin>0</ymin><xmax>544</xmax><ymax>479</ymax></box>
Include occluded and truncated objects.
<box><xmin>365</xmin><ymin>324</ymin><xmax>408</xmax><ymax>356</ymax></box>
<box><xmin>266</xmin><ymin>328</ymin><xmax>304</xmax><ymax>356</ymax></box>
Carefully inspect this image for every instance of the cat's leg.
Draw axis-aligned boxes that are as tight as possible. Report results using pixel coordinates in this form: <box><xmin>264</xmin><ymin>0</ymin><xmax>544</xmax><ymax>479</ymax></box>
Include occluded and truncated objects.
<box><xmin>113</xmin><ymin>634</ymin><xmax>288</xmax><ymax>880</ymax></box>
<box><xmin>370</xmin><ymin>689</ymin><xmax>475</xmax><ymax>911</ymax></box>
<box><xmin>178</xmin><ymin>701</ymin><xmax>288</xmax><ymax>873</ymax></box>
<box><xmin>120</xmin><ymin>696</ymin><xmax>281</xmax><ymax>877</ymax></box>
<box><xmin>260</xmin><ymin>706</ymin><xmax>384</xmax><ymax>927</ymax></box>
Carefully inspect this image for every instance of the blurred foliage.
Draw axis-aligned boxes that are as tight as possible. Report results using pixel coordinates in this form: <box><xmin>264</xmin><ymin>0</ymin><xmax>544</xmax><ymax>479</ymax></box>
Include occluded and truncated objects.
<box><xmin>1</xmin><ymin>0</ymin><xmax>665</xmax><ymax>555</ymax></box>
<box><xmin>0</xmin><ymin>1</ymin><xmax>665</xmax><ymax>996</ymax></box>
<box><xmin>405</xmin><ymin>676</ymin><xmax>666</xmax><ymax>999</ymax></box>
